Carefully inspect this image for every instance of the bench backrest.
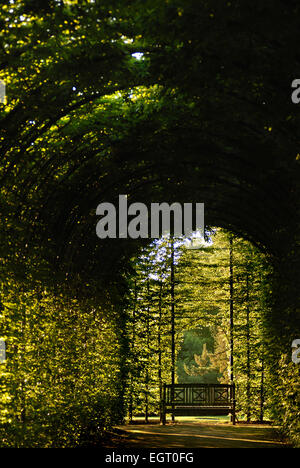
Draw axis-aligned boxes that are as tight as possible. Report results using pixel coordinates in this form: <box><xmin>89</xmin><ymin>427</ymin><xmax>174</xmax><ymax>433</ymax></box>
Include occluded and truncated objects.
<box><xmin>163</xmin><ymin>383</ymin><xmax>235</xmax><ymax>407</ymax></box>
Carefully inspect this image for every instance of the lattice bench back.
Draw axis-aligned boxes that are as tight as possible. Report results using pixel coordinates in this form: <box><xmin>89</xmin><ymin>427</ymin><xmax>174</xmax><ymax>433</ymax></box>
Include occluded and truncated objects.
<box><xmin>161</xmin><ymin>383</ymin><xmax>236</xmax><ymax>424</ymax></box>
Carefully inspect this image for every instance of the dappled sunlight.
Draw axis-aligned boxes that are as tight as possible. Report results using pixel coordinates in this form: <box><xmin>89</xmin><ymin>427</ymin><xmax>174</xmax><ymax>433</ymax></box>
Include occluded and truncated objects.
<box><xmin>115</xmin><ymin>422</ymin><xmax>286</xmax><ymax>448</ymax></box>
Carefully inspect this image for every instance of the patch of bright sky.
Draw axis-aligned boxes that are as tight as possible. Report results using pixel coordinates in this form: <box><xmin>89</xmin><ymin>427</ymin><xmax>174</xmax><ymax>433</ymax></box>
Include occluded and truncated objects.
<box><xmin>131</xmin><ymin>52</ymin><xmax>144</xmax><ymax>60</ymax></box>
<box><xmin>145</xmin><ymin>231</ymin><xmax>212</xmax><ymax>281</ymax></box>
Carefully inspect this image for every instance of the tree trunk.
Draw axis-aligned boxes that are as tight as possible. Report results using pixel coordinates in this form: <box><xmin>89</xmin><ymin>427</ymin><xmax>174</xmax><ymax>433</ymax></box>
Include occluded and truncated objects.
<box><xmin>246</xmin><ymin>270</ymin><xmax>251</xmax><ymax>423</ymax></box>
<box><xmin>229</xmin><ymin>235</ymin><xmax>234</xmax><ymax>384</ymax></box>
<box><xmin>170</xmin><ymin>237</ymin><xmax>175</xmax><ymax>422</ymax></box>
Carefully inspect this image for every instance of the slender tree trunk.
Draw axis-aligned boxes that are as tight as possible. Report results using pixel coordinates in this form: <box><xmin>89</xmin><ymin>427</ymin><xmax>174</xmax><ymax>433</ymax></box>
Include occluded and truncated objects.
<box><xmin>20</xmin><ymin>303</ymin><xmax>26</xmax><ymax>423</ymax></box>
<box><xmin>170</xmin><ymin>237</ymin><xmax>175</xmax><ymax>422</ymax></box>
<box><xmin>158</xmin><ymin>281</ymin><xmax>163</xmax><ymax>406</ymax></box>
<box><xmin>129</xmin><ymin>279</ymin><xmax>137</xmax><ymax>423</ymax></box>
<box><xmin>229</xmin><ymin>235</ymin><xmax>234</xmax><ymax>384</ymax></box>
<box><xmin>117</xmin><ymin>305</ymin><xmax>130</xmax><ymax>424</ymax></box>
<box><xmin>260</xmin><ymin>347</ymin><xmax>265</xmax><ymax>423</ymax></box>
<box><xmin>246</xmin><ymin>271</ymin><xmax>251</xmax><ymax>422</ymax></box>
<box><xmin>145</xmin><ymin>279</ymin><xmax>150</xmax><ymax>423</ymax></box>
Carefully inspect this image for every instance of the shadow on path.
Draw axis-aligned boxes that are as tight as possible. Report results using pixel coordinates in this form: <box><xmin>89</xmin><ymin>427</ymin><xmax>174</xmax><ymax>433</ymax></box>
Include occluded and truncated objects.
<box><xmin>112</xmin><ymin>421</ymin><xmax>288</xmax><ymax>448</ymax></box>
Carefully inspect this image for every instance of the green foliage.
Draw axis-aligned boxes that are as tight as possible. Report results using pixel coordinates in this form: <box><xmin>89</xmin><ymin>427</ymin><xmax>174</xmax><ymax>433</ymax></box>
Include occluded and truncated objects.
<box><xmin>0</xmin><ymin>0</ymin><xmax>299</xmax><ymax>447</ymax></box>
<box><xmin>0</xmin><ymin>277</ymin><xmax>125</xmax><ymax>447</ymax></box>
<box><xmin>177</xmin><ymin>329</ymin><xmax>216</xmax><ymax>384</ymax></box>
<box><xmin>125</xmin><ymin>230</ymin><xmax>277</xmax><ymax>424</ymax></box>
<box><xmin>271</xmin><ymin>355</ymin><xmax>300</xmax><ymax>448</ymax></box>
<box><xmin>180</xmin><ymin>332</ymin><xmax>223</xmax><ymax>384</ymax></box>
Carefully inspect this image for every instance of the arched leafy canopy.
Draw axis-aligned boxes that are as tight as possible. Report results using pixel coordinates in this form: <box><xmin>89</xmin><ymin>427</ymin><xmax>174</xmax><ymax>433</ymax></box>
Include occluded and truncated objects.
<box><xmin>0</xmin><ymin>0</ymin><xmax>299</xmax><ymax>285</ymax></box>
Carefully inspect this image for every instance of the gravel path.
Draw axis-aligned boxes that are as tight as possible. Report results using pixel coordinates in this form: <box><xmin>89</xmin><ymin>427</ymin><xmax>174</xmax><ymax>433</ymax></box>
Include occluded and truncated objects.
<box><xmin>113</xmin><ymin>420</ymin><xmax>288</xmax><ymax>448</ymax></box>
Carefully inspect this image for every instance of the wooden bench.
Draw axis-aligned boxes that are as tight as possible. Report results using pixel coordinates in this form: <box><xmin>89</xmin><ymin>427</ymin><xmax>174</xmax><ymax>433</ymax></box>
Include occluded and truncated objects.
<box><xmin>160</xmin><ymin>383</ymin><xmax>236</xmax><ymax>425</ymax></box>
